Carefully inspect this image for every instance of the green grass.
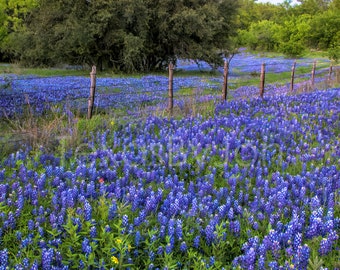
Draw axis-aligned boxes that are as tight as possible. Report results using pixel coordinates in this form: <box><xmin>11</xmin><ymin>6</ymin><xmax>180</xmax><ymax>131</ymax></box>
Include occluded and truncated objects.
<box><xmin>0</xmin><ymin>63</ymin><xmax>156</xmax><ymax>78</ymax></box>
<box><xmin>0</xmin><ymin>63</ymin><xmax>89</xmax><ymax>77</ymax></box>
<box><xmin>177</xmin><ymin>86</ymin><xmax>220</xmax><ymax>96</ymax></box>
<box><xmin>245</xmin><ymin>48</ymin><xmax>330</xmax><ymax>60</ymax></box>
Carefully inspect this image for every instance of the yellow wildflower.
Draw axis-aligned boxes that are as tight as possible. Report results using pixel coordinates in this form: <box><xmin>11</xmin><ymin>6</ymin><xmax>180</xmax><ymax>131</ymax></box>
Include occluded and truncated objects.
<box><xmin>111</xmin><ymin>256</ymin><xmax>119</xmax><ymax>265</ymax></box>
<box><xmin>115</xmin><ymin>238</ymin><xmax>122</xmax><ymax>245</ymax></box>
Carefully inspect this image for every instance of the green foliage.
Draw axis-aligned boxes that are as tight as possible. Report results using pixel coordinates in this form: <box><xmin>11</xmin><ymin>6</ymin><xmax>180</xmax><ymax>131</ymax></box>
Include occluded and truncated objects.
<box><xmin>328</xmin><ymin>43</ymin><xmax>340</xmax><ymax>63</ymax></box>
<box><xmin>75</xmin><ymin>115</ymin><xmax>111</xmax><ymax>136</ymax></box>
<box><xmin>240</xmin><ymin>20</ymin><xmax>281</xmax><ymax>51</ymax></box>
<box><xmin>0</xmin><ymin>0</ymin><xmax>38</xmax><ymax>61</ymax></box>
<box><xmin>295</xmin><ymin>0</ymin><xmax>331</xmax><ymax>15</ymax></box>
<box><xmin>279</xmin><ymin>40</ymin><xmax>306</xmax><ymax>58</ymax></box>
<box><xmin>0</xmin><ymin>2</ymin><xmax>6</xmax><ymax>43</ymax></box>
<box><xmin>308</xmin><ymin>254</ymin><xmax>325</xmax><ymax>270</ymax></box>
<box><xmin>236</xmin><ymin>0</ymin><xmax>340</xmax><ymax>59</ymax></box>
<box><xmin>3</xmin><ymin>0</ymin><xmax>239</xmax><ymax>72</ymax></box>
<box><xmin>308</xmin><ymin>10</ymin><xmax>340</xmax><ymax>50</ymax></box>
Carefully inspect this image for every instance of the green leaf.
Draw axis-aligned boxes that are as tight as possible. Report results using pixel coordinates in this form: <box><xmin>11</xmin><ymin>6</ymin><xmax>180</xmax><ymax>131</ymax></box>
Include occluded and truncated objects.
<box><xmin>308</xmin><ymin>255</ymin><xmax>325</xmax><ymax>270</ymax></box>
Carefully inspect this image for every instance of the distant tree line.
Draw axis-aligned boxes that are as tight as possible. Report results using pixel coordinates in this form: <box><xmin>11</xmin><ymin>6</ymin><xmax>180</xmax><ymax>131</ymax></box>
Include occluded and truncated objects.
<box><xmin>238</xmin><ymin>0</ymin><xmax>340</xmax><ymax>60</ymax></box>
<box><xmin>0</xmin><ymin>0</ymin><xmax>339</xmax><ymax>72</ymax></box>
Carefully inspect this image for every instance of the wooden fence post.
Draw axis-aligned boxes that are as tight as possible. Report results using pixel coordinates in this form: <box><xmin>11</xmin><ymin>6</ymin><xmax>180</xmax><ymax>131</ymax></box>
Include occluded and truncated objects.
<box><xmin>259</xmin><ymin>62</ymin><xmax>265</xmax><ymax>98</ymax></box>
<box><xmin>87</xmin><ymin>65</ymin><xmax>96</xmax><ymax>119</ymax></box>
<box><xmin>168</xmin><ymin>62</ymin><xmax>174</xmax><ymax>112</ymax></box>
<box><xmin>290</xmin><ymin>61</ymin><xmax>296</xmax><ymax>92</ymax></box>
<box><xmin>311</xmin><ymin>60</ymin><xmax>316</xmax><ymax>87</ymax></box>
<box><xmin>328</xmin><ymin>64</ymin><xmax>333</xmax><ymax>84</ymax></box>
<box><xmin>222</xmin><ymin>61</ymin><xmax>228</xmax><ymax>101</ymax></box>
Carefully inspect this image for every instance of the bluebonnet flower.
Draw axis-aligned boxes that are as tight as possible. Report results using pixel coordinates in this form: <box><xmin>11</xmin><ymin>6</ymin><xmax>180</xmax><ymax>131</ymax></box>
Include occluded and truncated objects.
<box><xmin>0</xmin><ymin>249</ymin><xmax>9</xmax><ymax>268</ymax></box>
<box><xmin>16</xmin><ymin>190</ymin><xmax>24</xmax><ymax>212</ymax></box>
<box><xmin>38</xmin><ymin>227</ymin><xmax>44</xmax><ymax>237</ymax></box>
<box><xmin>169</xmin><ymin>198</ymin><xmax>180</xmax><ymax>216</ymax></box>
<box><xmin>37</xmin><ymin>173</ymin><xmax>46</xmax><ymax>190</ymax></box>
<box><xmin>41</xmin><ymin>248</ymin><xmax>54</xmax><ymax>270</ymax></box>
<box><xmin>257</xmin><ymin>212</ymin><xmax>265</xmax><ymax>221</ymax></box>
<box><xmin>82</xmin><ymin>238</ymin><xmax>92</xmax><ymax>255</ymax></box>
<box><xmin>268</xmin><ymin>260</ymin><xmax>279</xmax><ymax>269</ymax></box>
<box><xmin>14</xmin><ymin>263</ymin><xmax>24</xmax><ymax>270</ymax></box>
<box><xmin>189</xmin><ymin>198</ymin><xmax>198</xmax><ymax>217</ymax></box>
<box><xmin>79</xmin><ymin>260</ymin><xmax>85</xmax><ymax>269</ymax></box>
<box><xmin>327</xmin><ymin>193</ymin><xmax>335</xmax><ymax>208</ymax></box>
<box><xmin>271</xmin><ymin>240</ymin><xmax>280</xmax><ymax>260</ymax></box>
<box><xmin>218</xmin><ymin>204</ymin><xmax>227</xmax><ymax>217</ymax></box>
<box><xmin>29</xmin><ymin>259</ymin><xmax>39</xmax><ymax>270</ymax></box>
<box><xmin>86</xmin><ymin>181</ymin><xmax>96</xmax><ymax>198</ymax></box>
<box><xmin>89</xmin><ymin>226</ymin><xmax>97</xmax><ymax>238</ymax></box>
<box><xmin>165</xmin><ymin>243</ymin><xmax>172</xmax><ymax>254</ymax></box>
<box><xmin>39</xmin><ymin>240</ymin><xmax>47</xmax><ymax>249</ymax></box>
<box><xmin>293</xmin><ymin>233</ymin><xmax>302</xmax><ymax>251</ymax></box>
<box><xmin>167</xmin><ymin>219</ymin><xmax>175</xmax><ymax>239</ymax></box>
<box><xmin>157</xmin><ymin>212</ymin><xmax>167</xmax><ymax>226</ymax></box>
<box><xmin>157</xmin><ymin>246</ymin><xmax>163</xmax><ymax>255</ymax></box>
<box><xmin>4</xmin><ymin>211</ymin><xmax>16</xmax><ymax>230</ymax></box>
<box><xmin>323</xmin><ymin>219</ymin><xmax>334</xmax><ymax>235</ymax></box>
<box><xmin>253</xmin><ymin>221</ymin><xmax>259</xmax><ymax>230</ymax></box>
<box><xmin>22</xmin><ymin>258</ymin><xmax>30</xmax><ymax>268</ymax></box>
<box><xmin>108</xmin><ymin>201</ymin><xmax>117</xmax><ymax>220</ymax></box>
<box><xmin>48</xmin><ymin>238</ymin><xmax>62</xmax><ymax>248</ymax></box>
<box><xmin>136</xmin><ymin>210</ymin><xmax>147</xmax><ymax>227</ymax></box>
<box><xmin>292</xmin><ymin>243</ymin><xmax>309</xmax><ymax>269</ymax></box>
<box><xmin>286</xmin><ymin>245</ymin><xmax>294</xmax><ymax>257</ymax></box>
<box><xmin>145</xmin><ymin>195</ymin><xmax>157</xmax><ymax>213</ymax></box>
<box><xmin>306</xmin><ymin>216</ymin><xmax>322</xmax><ymax>239</ymax></box>
<box><xmin>72</xmin><ymin>217</ymin><xmax>82</xmax><ymax>232</ymax></box>
<box><xmin>258</xmin><ymin>255</ymin><xmax>266</xmax><ymax>269</ymax></box>
<box><xmin>193</xmin><ymin>235</ymin><xmax>201</xmax><ymax>248</ymax></box>
<box><xmin>135</xmin><ymin>231</ymin><xmax>141</xmax><ymax>247</ymax></box>
<box><xmin>66</xmin><ymin>190</ymin><xmax>75</xmax><ymax>208</ymax></box>
<box><xmin>21</xmin><ymin>235</ymin><xmax>33</xmax><ymax>248</ymax></box>
<box><xmin>156</xmin><ymin>225</ymin><xmax>165</xmax><ymax>239</ymax></box>
<box><xmin>180</xmin><ymin>241</ymin><xmax>187</xmax><ymax>253</ymax></box>
<box><xmin>319</xmin><ymin>238</ymin><xmax>331</xmax><ymax>256</ymax></box>
<box><xmin>148</xmin><ymin>250</ymin><xmax>155</xmax><ymax>262</ymax></box>
<box><xmin>310</xmin><ymin>195</ymin><xmax>321</xmax><ymax>210</ymax></box>
<box><xmin>122</xmin><ymin>214</ymin><xmax>129</xmax><ymax>228</ymax></box>
<box><xmin>150</xmin><ymin>234</ymin><xmax>157</xmax><ymax>244</ymax></box>
<box><xmin>230</xmin><ymin>220</ymin><xmax>240</xmax><ymax>236</ymax></box>
<box><xmin>176</xmin><ymin>219</ymin><xmax>183</xmax><ymax>240</ymax></box>
<box><xmin>55</xmin><ymin>251</ymin><xmax>63</xmax><ymax>267</ymax></box>
<box><xmin>242</xmin><ymin>247</ymin><xmax>256</xmax><ymax>270</ymax></box>
<box><xmin>228</xmin><ymin>207</ymin><xmax>234</xmax><ymax>220</ymax></box>
<box><xmin>84</xmin><ymin>200</ymin><xmax>92</xmax><ymax>221</ymax></box>
<box><xmin>205</xmin><ymin>224</ymin><xmax>215</xmax><ymax>245</ymax></box>
<box><xmin>319</xmin><ymin>230</ymin><xmax>338</xmax><ymax>256</ymax></box>
<box><xmin>300</xmin><ymin>244</ymin><xmax>310</xmax><ymax>269</ymax></box>
<box><xmin>15</xmin><ymin>231</ymin><xmax>22</xmax><ymax>241</ymax></box>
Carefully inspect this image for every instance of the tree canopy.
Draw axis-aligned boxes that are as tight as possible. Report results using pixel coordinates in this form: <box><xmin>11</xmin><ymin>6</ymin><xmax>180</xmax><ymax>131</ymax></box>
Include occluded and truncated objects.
<box><xmin>1</xmin><ymin>0</ymin><xmax>239</xmax><ymax>72</ymax></box>
<box><xmin>1</xmin><ymin>0</ymin><xmax>339</xmax><ymax>69</ymax></box>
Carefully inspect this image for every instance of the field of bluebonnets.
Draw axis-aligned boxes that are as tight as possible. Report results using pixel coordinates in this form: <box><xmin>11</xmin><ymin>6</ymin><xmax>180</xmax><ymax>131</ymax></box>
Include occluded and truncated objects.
<box><xmin>0</xmin><ymin>52</ymin><xmax>329</xmax><ymax>118</ymax></box>
<box><xmin>0</xmin><ymin>52</ymin><xmax>339</xmax><ymax>269</ymax></box>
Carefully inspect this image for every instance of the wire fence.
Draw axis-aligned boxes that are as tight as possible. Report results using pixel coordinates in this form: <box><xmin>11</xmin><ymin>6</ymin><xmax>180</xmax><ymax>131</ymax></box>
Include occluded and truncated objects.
<box><xmin>0</xmin><ymin>59</ymin><xmax>339</xmax><ymax>149</ymax></box>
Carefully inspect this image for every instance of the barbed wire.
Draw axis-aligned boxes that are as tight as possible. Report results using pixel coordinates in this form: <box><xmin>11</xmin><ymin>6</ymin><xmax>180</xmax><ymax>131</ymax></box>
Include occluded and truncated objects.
<box><xmin>0</xmin><ymin>63</ymin><xmax>338</xmax><ymax>122</ymax></box>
